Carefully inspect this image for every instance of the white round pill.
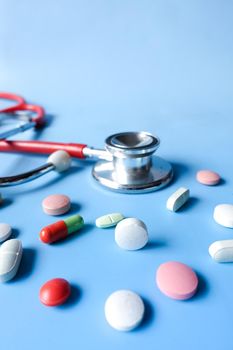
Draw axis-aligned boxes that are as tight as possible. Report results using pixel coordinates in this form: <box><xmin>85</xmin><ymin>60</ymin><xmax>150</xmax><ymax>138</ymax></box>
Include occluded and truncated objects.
<box><xmin>0</xmin><ymin>223</ymin><xmax>12</xmax><ymax>243</ymax></box>
<box><xmin>115</xmin><ymin>218</ymin><xmax>148</xmax><ymax>250</ymax></box>
<box><xmin>213</xmin><ymin>204</ymin><xmax>233</xmax><ymax>228</ymax></box>
<box><xmin>104</xmin><ymin>290</ymin><xmax>145</xmax><ymax>331</ymax></box>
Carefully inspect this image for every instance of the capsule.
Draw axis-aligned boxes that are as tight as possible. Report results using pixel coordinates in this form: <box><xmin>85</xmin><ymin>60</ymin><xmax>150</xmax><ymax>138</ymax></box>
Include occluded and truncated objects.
<box><xmin>40</xmin><ymin>214</ymin><xmax>84</xmax><ymax>243</ymax></box>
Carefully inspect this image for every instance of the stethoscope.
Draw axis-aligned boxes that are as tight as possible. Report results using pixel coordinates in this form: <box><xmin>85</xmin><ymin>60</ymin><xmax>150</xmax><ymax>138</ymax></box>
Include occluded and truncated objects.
<box><xmin>0</xmin><ymin>92</ymin><xmax>173</xmax><ymax>193</ymax></box>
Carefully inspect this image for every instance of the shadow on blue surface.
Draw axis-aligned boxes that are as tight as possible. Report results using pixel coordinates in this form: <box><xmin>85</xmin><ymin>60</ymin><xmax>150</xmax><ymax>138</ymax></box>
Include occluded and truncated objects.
<box><xmin>171</xmin><ymin>161</ymin><xmax>192</xmax><ymax>182</ymax></box>
<box><xmin>43</xmin><ymin>114</ymin><xmax>55</xmax><ymax>128</ymax></box>
<box><xmin>183</xmin><ymin>271</ymin><xmax>210</xmax><ymax>302</ymax></box>
<box><xmin>143</xmin><ymin>239</ymin><xmax>168</xmax><ymax>250</ymax></box>
<box><xmin>177</xmin><ymin>196</ymin><xmax>200</xmax><ymax>213</ymax></box>
<box><xmin>194</xmin><ymin>272</ymin><xmax>210</xmax><ymax>300</ymax></box>
<box><xmin>0</xmin><ymin>198</ymin><xmax>13</xmax><ymax>209</ymax></box>
<box><xmin>134</xmin><ymin>297</ymin><xmax>155</xmax><ymax>332</ymax></box>
<box><xmin>68</xmin><ymin>202</ymin><xmax>82</xmax><ymax>214</ymax></box>
<box><xmin>11</xmin><ymin>228</ymin><xmax>20</xmax><ymax>239</ymax></box>
<box><xmin>13</xmin><ymin>248</ymin><xmax>37</xmax><ymax>282</ymax></box>
<box><xmin>218</xmin><ymin>178</ymin><xmax>226</xmax><ymax>186</ymax></box>
<box><xmin>31</xmin><ymin>113</ymin><xmax>55</xmax><ymax>139</ymax></box>
<box><xmin>58</xmin><ymin>284</ymin><xmax>82</xmax><ymax>309</ymax></box>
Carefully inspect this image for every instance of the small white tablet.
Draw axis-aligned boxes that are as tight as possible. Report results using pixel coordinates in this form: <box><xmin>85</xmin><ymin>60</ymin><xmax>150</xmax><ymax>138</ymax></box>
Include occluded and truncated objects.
<box><xmin>213</xmin><ymin>204</ymin><xmax>233</xmax><ymax>228</ymax></box>
<box><xmin>209</xmin><ymin>240</ymin><xmax>233</xmax><ymax>262</ymax></box>
<box><xmin>166</xmin><ymin>187</ymin><xmax>190</xmax><ymax>212</ymax></box>
<box><xmin>0</xmin><ymin>223</ymin><xmax>12</xmax><ymax>243</ymax></box>
<box><xmin>115</xmin><ymin>218</ymin><xmax>148</xmax><ymax>250</ymax></box>
<box><xmin>104</xmin><ymin>290</ymin><xmax>145</xmax><ymax>331</ymax></box>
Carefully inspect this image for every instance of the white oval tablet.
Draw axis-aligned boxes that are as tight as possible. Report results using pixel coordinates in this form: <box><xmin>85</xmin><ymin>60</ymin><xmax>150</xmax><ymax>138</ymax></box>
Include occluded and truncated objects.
<box><xmin>209</xmin><ymin>240</ymin><xmax>233</xmax><ymax>262</ymax></box>
<box><xmin>0</xmin><ymin>239</ymin><xmax>23</xmax><ymax>282</ymax></box>
<box><xmin>104</xmin><ymin>290</ymin><xmax>145</xmax><ymax>331</ymax></box>
<box><xmin>166</xmin><ymin>187</ymin><xmax>190</xmax><ymax>212</ymax></box>
<box><xmin>213</xmin><ymin>204</ymin><xmax>233</xmax><ymax>228</ymax></box>
<box><xmin>115</xmin><ymin>218</ymin><xmax>148</xmax><ymax>250</ymax></box>
<box><xmin>0</xmin><ymin>223</ymin><xmax>12</xmax><ymax>242</ymax></box>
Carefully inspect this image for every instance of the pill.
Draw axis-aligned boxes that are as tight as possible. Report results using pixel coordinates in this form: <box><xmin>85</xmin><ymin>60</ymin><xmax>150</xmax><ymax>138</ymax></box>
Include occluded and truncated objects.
<box><xmin>209</xmin><ymin>240</ymin><xmax>233</xmax><ymax>262</ymax></box>
<box><xmin>115</xmin><ymin>218</ymin><xmax>148</xmax><ymax>250</ymax></box>
<box><xmin>96</xmin><ymin>213</ymin><xmax>124</xmax><ymax>228</ymax></box>
<box><xmin>213</xmin><ymin>204</ymin><xmax>233</xmax><ymax>228</ymax></box>
<box><xmin>42</xmin><ymin>194</ymin><xmax>71</xmax><ymax>216</ymax></box>
<box><xmin>104</xmin><ymin>290</ymin><xmax>145</xmax><ymax>331</ymax></box>
<box><xmin>0</xmin><ymin>223</ymin><xmax>12</xmax><ymax>242</ymax></box>
<box><xmin>196</xmin><ymin>170</ymin><xmax>221</xmax><ymax>186</ymax></box>
<box><xmin>156</xmin><ymin>261</ymin><xmax>198</xmax><ymax>300</ymax></box>
<box><xmin>39</xmin><ymin>278</ymin><xmax>71</xmax><ymax>306</ymax></box>
<box><xmin>166</xmin><ymin>187</ymin><xmax>190</xmax><ymax>212</ymax></box>
<box><xmin>40</xmin><ymin>214</ymin><xmax>84</xmax><ymax>243</ymax></box>
<box><xmin>0</xmin><ymin>239</ymin><xmax>23</xmax><ymax>282</ymax></box>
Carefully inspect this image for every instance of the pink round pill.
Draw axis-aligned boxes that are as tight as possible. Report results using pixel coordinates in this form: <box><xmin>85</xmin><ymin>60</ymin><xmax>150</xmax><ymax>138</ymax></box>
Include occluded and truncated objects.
<box><xmin>156</xmin><ymin>261</ymin><xmax>198</xmax><ymax>300</ymax></box>
<box><xmin>42</xmin><ymin>194</ymin><xmax>71</xmax><ymax>216</ymax></box>
<box><xmin>196</xmin><ymin>170</ymin><xmax>220</xmax><ymax>186</ymax></box>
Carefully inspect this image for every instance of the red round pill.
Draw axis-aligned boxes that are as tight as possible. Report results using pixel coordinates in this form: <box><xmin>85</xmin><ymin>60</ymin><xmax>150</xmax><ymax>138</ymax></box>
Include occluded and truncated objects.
<box><xmin>39</xmin><ymin>278</ymin><xmax>71</xmax><ymax>306</ymax></box>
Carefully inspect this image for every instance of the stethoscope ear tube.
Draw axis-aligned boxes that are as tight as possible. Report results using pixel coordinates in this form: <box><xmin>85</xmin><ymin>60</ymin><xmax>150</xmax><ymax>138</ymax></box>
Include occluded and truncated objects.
<box><xmin>0</xmin><ymin>92</ymin><xmax>46</xmax><ymax>140</ymax></box>
<box><xmin>0</xmin><ymin>150</ymin><xmax>71</xmax><ymax>187</ymax></box>
<box><xmin>0</xmin><ymin>92</ymin><xmax>25</xmax><ymax>107</ymax></box>
<box><xmin>0</xmin><ymin>140</ymin><xmax>87</xmax><ymax>159</ymax></box>
<box><xmin>1</xmin><ymin>103</ymin><xmax>45</xmax><ymax>128</ymax></box>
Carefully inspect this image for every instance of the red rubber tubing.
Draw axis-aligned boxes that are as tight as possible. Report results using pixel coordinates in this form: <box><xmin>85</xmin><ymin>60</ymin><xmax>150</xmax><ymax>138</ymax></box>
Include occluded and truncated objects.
<box><xmin>0</xmin><ymin>92</ymin><xmax>45</xmax><ymax>127</ymax></box>
<box><xmin>0</xmin><ymin>92</ymin><xmax>25</xmax><ymax>106</ymax></box>
<box><xmin>0</xmin><ymin>140</ymin><xmax>87</xmax><ymax>159</ymax></box>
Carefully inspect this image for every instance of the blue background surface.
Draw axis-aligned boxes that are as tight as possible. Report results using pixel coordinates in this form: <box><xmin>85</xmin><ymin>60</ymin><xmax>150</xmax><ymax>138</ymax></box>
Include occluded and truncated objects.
<box><xmin>1</xmin><ymin>1</ymin><xmax>233</xmax><ymax>349</ymax></box>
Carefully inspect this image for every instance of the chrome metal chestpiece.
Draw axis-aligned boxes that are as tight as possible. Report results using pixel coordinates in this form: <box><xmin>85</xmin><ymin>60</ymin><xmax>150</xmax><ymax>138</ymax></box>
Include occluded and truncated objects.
<box><xmin>92</xmin><ymin>131</ymin><xmax>173</xmax><ymax>193</ymax></box>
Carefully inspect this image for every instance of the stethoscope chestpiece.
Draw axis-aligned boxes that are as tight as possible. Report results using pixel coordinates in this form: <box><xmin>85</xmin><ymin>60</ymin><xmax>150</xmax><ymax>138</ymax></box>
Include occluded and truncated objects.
<box><xmin>105</xmin><ymin>132</ymin><xmax>160</xmax><ymax>157</ymax></box>
<box><xmin>92</xmin><ymin>131</ymin><xmax>173</xmax><ymax>193</ymax></box>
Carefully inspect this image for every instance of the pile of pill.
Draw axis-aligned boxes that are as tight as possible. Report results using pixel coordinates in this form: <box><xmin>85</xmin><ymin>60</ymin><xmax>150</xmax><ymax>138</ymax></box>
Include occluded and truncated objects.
<box><xmin>96</xmin><ymin>214</ymin><xmax>149</xmax><ymax>251</ymax></box>
<box><xmin>1</xmin><ymin>164</ymin><xmax>232</xmax><ymax>333</ymax></box>
<box><xmin>95</xmin><ymin>212</ymin><xmax>199</xmax><ymax>330</ymax></box>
